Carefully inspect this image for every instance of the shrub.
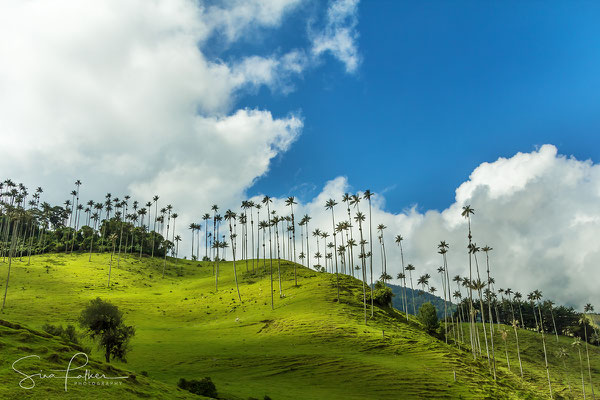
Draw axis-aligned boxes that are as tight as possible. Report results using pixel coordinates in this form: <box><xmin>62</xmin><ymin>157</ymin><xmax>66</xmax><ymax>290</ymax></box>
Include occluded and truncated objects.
<box><xmin>418</xmin><ymin>302</ymin><xmax>439</xmax><ymax>333</ymax></box>
<box><xmin>42</xmin><ymin>323</ymin><xmax>80</xmax><ymax>344</ymax></box>
<box><xmin>366</xmin><ymin>281</ymin><xmax>394</xmax><ymax>307</ymax></box>
<box><xmin>178</xmin><ymin>377</ymin><xmax>218</xmax><ymax>398</ymax></box>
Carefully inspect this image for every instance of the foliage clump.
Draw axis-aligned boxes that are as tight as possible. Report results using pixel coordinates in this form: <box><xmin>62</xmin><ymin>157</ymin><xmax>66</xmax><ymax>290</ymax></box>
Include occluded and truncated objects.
<box><xmin>177</xmin><ymin>376</ymin><xmax>218</xmax><ymax>398</ymax></box>
<box><xmin>79</xmin><ymin>297</ymin><xmax>135</xmax><ymax>363</ymax></box>
<box><xmin>42</xmin><ymin>323</ymin><xmax>80</xmax><ymax>344</ymax></box>
<box><xmin>418</xmin><ymin>302</ymin><xmax>439</xmax><ymax>333</ymax></box>
<box><xmin>367</xmin><ymin>280</ymin><xmax>394</xmax><ymax>307</ymax></box>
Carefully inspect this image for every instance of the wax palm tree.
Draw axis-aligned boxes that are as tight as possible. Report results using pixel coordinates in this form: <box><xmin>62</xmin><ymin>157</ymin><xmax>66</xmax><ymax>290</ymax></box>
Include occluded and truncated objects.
<box><xmin>583</xmin><ymin>303</ymin><xmax>596</xmax><ymax>399</ymax></box>
<box><xmin>225</xmin><ymin>210</ymin><xmax>242</xmax><ymax>302</ymax></box>
<box><xmin>272</xmin><ymin>215</ymin><xmax>283</xmax><ymax>297</ymax></box>
<box><xmin>470</xmin><ymin>244</ymin><xmax>491</xmax><ymax>373</ymax></box>
<box><xmin>286</xmin><ymin>197</ymin><xmax>297</xmax><ymax>270</ymax></box>
<box><xmin>453</xmin><ymin>290</ymin><xmax>465</xmax><ymax>343</ymax></box>
<box><xmin>482</xmin><ymin>245</ymin><xmax>497</xmax><ymax>376</ymax></box>
<box><xmin>303</xmin><ymin>215</ymin><xmax>312</xmax><ymax>269</ymax></box>
<box><xmin>258</xmin><ymin>220</ymin><xmax>269</xmax><ymax>272</ymax></box>
<box><xmin>532</xmin><ymin>290</ymin><xmax>553</xmax><ymax>398</ymax></box>
<box><xmin>107</xmin><ymin>233</ymin><xmax>117</xmax><ymax>288</ymax></box>
<box><xmin>161</xmin><ymin>205</ymin><xmax>172</xmax><ymax>278</ymax></box>
<box><xmin>262</xmin><ymin>196</ymin><xmax>274</xmax><ymax>310</ymax></box>
<box><xmin>363</xmin><ymin>190</ymin><xmax>375</xmax><ymax>317</ymax></box>
<box><xmin>573</xmin><ymin>337</ymin><xmax>587</xmax><ymax>399</ymax></box>
<box><xmin>556</xmin><ymin>347</ymin><xmax>572</xmax><ymax>395</ymax></box>
<box><xmin>499</xmin><ymin>327</ymin><xmax>511</xmax><ymax>371</ymax></box>
<box><xmin>343</xmin><ymin>193</ymin><xmax>356</xmax><ymax>276</ymax></box>
<box><xmin>325</xmin><ymin>198</ymin><xmax>340</xmax><ymax>301</ymax></box>
<box><xmin>1</xmin><ymin>207</ymin><xmax>22</xmax><ymax>311</ymax></box>
<box><xmin>513</xmin><ymin>292</ymin><xmax>525</xmax><ymax>328</ymax></box>
<box><xmin>462</xmin><ymin>205</ymin><xmax>477</xmax><ymax>358</ymax></box>
<box><xmin>417</xmin><ymin>274</ymin><xmax>430</xmax><ymax>294</ymax></box>
<box><xmin>405</xmin><ymin>264</ymin><xmax>417</xmax><ymax>315</ymax></box>
<box><xmin>201</xmin><ymin>213</ymin><xmax>210</xmax><ymax>260</ymax></box>
<box><xmin>354</xmin><ymin>211</ymin><xmax>368</xmax><ymax>324</ymax></box>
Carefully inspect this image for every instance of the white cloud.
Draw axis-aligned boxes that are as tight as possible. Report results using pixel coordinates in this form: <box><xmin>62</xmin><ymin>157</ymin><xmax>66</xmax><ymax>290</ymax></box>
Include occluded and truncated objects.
<box><xmin>311</xmin><ymin>0</ymin><xmax>361</xmax><ymax>73</ymax></box>
<box><xmin>0</xmin><ymin>0</ymin><xmax>314</xmax><ymax>237</ymax></box>
<box><xmin>256</xmin><ymin>145</ymin><xmax>599</xmax><ymax>310</ymax></box>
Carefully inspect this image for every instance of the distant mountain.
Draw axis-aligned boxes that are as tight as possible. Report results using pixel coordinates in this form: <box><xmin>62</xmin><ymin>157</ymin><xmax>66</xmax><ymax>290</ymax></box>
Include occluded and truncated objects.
<box><xmin>387</xmin><ymin>283</ymin><xmax>456</xmax><ymax>320</ymax></box>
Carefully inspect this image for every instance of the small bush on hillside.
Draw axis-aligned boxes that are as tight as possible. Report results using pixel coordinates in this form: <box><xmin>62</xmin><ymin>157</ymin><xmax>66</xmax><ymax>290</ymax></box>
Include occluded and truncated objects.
<box><xmin>366</xmin><ymin>281</ymin><xmax>394</xmax><ymax>307</ymax></box>
<box><xmin>178</xmin><ymin>377</ymin><xmax>218</xmax><ymax>398</ymax></box>
<box><xmin>42</xmin><ymin>324</ymin><xmax>80</xmax><ymax>344</ymax></box>
<box><xmin>418</xmin><ymin>302</ymin><xmax>439</xmax><ymax>333</ymax></box>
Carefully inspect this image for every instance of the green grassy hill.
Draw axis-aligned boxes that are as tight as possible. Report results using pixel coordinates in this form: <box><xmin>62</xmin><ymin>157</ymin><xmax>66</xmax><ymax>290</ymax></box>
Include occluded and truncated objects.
<box><xmin>0</xmin><ymin>318</ymin><xmax>197</xmax><ymax>399</ymax></box>
<box><xmin>0</xmin><ymin>252</ymin><xmax>597</xmax><ymax>399</ymax></box>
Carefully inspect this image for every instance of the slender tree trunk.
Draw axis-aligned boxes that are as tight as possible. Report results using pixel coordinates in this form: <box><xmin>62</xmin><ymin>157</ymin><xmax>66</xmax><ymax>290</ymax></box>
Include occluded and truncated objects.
<box><xmin>579</xmin><ymin>348</ymin><xmax>587</xmax><ymax>400</ymax></box>
<box><xmin>537</xmin><ymin>304</ymin><xmax>553</xmax><ymax>399</ymax></box>
<box><xmin>584</xmin><ymin>319</ymin><xmax>596</xmax><ymax>399</ymax></box>
<box><xmin>2</xmin><ymin>219</ymin><xmax>19</xmax><ymax>311</ymax></box>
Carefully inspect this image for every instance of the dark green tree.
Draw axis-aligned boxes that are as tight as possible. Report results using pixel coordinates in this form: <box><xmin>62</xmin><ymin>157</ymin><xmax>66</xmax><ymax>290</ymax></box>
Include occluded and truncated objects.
<box><xmin>79</xmin><ymin>297</ymin><xmax>135</xmax><ymax>363</ymax></box>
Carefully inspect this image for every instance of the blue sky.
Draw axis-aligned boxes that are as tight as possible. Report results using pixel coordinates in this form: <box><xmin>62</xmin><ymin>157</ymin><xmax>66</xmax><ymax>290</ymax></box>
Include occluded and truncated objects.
<box><xmin>242</xmin><ymin>1</ymin><xmax>600</xmax><ymax>212</ymax></box>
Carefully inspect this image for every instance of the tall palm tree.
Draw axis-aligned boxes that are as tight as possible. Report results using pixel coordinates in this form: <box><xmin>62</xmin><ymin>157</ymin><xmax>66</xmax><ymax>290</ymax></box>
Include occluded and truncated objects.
<box><xmin>325</xmin><ymin>198</ymin><xmax>340</xmax><ymax>301</ymax></box>
<box><xmin>202</xmin><ymin>213</ymin><xmax>211</xmax><ymax>260</ymax></box>
<box><xmin>533</xmin><ymin>290</ymin><xmax>553</xmax><ymax>399</ymax></box>
<box><xmin>482</xmin><ymin>244</ymin><xmax>498</xmax><ymax>376</ymax></box>
<box><xmin>583</xmin><ymin>303</ymin><xmax>596</xmax><ymax>399</ymax></box>
<box><xmin>303</xmin><ymin>214</ymin><xmax>311</xmax><ymax>270</ymax></box>
<box><xmin>405</xmin><ymin>264</ymin><xmax>417</xmax><ymax>315</ymax></box>
<box><xmin>511</xmin><ymin>319</ymin><xmax>524</xmax><ymax>378</ymax></box>
<box><xmin>514</xmin><ymin>292</ymin><xmax>525</xmax><ymax>328</ymax></box>
<box><xmin>461</xmin><ymin>205</ymin><xmax>477</xmax><ymax>358</ymax></box>
<box><xmin>1</xmin><ymin>208</ymin><xmax>21</xmax><ymax>311</ymax></box>
<box><xmin>107</xmin><ymin>233</ymin><xmax>117</xmax><ymax>288</ymax></box>
<box><xmin>286</xmin><ymin>197</ymin><xmax>297</xmax><ymax>275</ymax></box>
<box><xmin>211</xmin><ymin>205</ymin><xmax>219</xmax><ymax>261</ymax></box>
<box><xmin>150</xmin><ymin>195</ymin><xmax>159</xmax><ymax>258</ymax></box>
<box><xmin>343</xmin><ymin>193</ymin><xmax>356</xmax><ymax>276</ymax></box>
<box><xmin>225</xmin><ymin>210</ymin><xmax>242</xmax><ymax>302</ymax></box>
<box><xmin>363</xmin><ymin>190</ymin><xmax>375</xmax><ymax>317</ymax></box>
<box><xmin>248</xmin><ymin>200</ymin><xmax>256</xmax><ymax>272</ymax></box>
<box><xmin>272</xmin><ymin>214</ymin><xmax>283</xmax><ymax>297</ymax></box>
<box><xmin>354</xmin><ymin>211</ymin><xmax>368</xmax><ymax>324</ymax></box>
<box><xmin>573</xmin><ymin>337</ymin><xmax>587</xmax><ymax>399</ymax></box>
<box><xmin>262</xmin><ymin>196</ymin><xmax>274</xmax><ymax>310</ymax></box>
<box><xmin>470</xmin><ymin>244</ymin><xmax>491</xmax><ymax>373</ymax></box>
<box><xmin>162</xmin><ymin>204</ymin><xmax>172</xmax><ymax>278</ymax></box>
<box><xmin>556</xmin><ymin>347</ymin><xmax>572</xmax><ymax>396</ymax></box>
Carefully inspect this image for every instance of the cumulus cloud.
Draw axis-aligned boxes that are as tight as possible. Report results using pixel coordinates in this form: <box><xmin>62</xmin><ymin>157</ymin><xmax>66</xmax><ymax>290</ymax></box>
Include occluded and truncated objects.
<box><xmin>311</xmin><ymin>0</ymin><xmax>361</xmax><ymax>73</ymax></box>
<box><xmin>256</xmin><ymin>145</ymin><xmax>599</xmax><ymax>310</ymax></box>
<box><xmin>0</xmin><ymin>0</ymin><xmax>314</xmax><ymax>232</ymax></box>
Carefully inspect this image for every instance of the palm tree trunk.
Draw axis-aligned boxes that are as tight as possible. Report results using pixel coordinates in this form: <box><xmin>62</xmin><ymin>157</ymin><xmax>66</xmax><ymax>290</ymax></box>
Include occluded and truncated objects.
<box><xmin>2</xmin><ymin>219</ymin><xmax>19</xmax><ymax>311</ymax></box>
<box><xmin>579</xmin><ymin>347</ymin><xmax>587</xmax><ymax>399</ymax></box>
<box><xmin>584</xmin><ymin>320</ymin><xmax>596</xmax><ymax>399</ymax></box>
<box><xmin>513</xmin><ymin>323</ymin><xmax>524</xmax><ymax>378</ymax></box>
<box><xmin>330</xmin><ymin>208</ymin><xmax>340</xmax><ymax>302</ymax></box>
<box><xmin>537</xmin><ymin>304</ymin><xmax>553</xmax><ymax>399</ymax></box>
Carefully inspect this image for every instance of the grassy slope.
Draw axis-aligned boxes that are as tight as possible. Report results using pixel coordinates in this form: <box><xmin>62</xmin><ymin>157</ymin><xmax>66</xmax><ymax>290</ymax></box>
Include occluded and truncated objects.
<box><xmin>0</xmin><ymin>252</ymin><xmax>596</xmax><ymax>399</ymax></box>
<box><xmin>0</xmin><ymin>319</ymin><xmax>198</xmax><ymax>399</ymax></box>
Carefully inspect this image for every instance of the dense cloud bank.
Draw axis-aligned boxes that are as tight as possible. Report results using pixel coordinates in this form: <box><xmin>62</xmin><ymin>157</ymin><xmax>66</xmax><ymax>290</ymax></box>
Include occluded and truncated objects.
<box><xmin>260</xmin><ymin>145</ymin><xmax>599</xmax><ymax>310</ymax></box>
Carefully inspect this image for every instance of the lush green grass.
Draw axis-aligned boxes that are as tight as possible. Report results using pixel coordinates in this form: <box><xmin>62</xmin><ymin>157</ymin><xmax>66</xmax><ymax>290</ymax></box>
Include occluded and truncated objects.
<box><xmin>0</xmin><ymin>252</ymin><xmax>596</xmax><ymax>399</ymax></box>
<box><xmin>0</xmin><ymin>319</ymin><xmax>198</xmax><ymax>399</ymax></box>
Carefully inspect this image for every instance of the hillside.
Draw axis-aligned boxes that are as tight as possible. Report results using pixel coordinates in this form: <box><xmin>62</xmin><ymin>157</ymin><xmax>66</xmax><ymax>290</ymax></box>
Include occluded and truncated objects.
<box><xmin>0</xmin><ymin>319</ymin><xmax>197</xmax><ymax>399</ymax></box>
<box><xmin>0</xmin><ymin>252</ymin><xmax>596</xmax><ymax>399</ymax></box>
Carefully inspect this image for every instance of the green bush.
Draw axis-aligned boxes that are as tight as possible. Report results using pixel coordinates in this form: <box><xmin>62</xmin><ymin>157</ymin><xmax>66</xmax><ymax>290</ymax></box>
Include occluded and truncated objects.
<box><xmin>42</xmin><ymin>323</ymin><xmax>80</xmax><ymax>344</ymax></box>
<box><xmin>177</xmin><ymin>377</ymin><xmax>218</xmax><ymax>398</ymax></box>
<box><xmin>366</xmin><ymin>281</ymin><xmax>394</xmax><ymax>307</ymax></box>
<box><xmin>418</xmin><ymin>302</ymin><xmax>439</xmax><ymax>333</ymax></box>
